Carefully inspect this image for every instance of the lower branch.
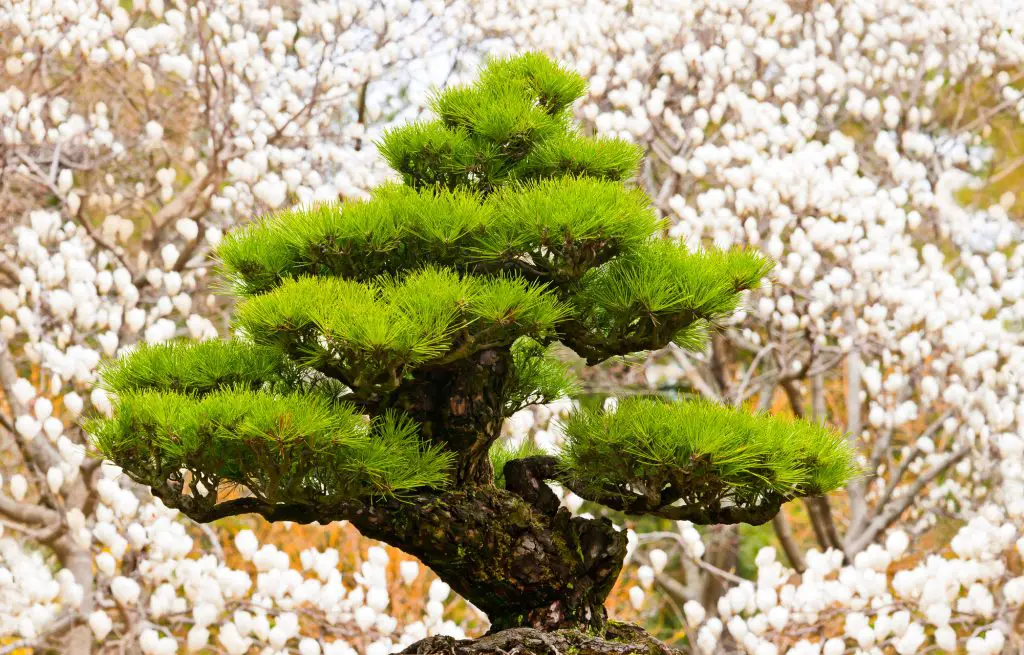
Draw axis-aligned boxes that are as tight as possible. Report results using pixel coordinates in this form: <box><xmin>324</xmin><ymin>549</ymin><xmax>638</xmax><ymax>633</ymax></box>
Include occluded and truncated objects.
<box><xmin>510</xmin><ymin>455</ymin><xmax>786</xmax><ymax>526</ymax></box>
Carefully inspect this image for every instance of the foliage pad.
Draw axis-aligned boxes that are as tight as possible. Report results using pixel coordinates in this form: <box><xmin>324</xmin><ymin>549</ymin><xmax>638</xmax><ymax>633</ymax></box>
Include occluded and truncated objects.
<box><xmin>559</xmin><ymin>398</ymin><xmax>857</xmax><ymax>516</ymax></box>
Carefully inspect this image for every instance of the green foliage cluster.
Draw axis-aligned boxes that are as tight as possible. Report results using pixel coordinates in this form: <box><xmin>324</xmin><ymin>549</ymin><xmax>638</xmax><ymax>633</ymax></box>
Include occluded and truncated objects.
<box><xmin>478</xmin><ymin>177</ymin><xmax>661</xmax><ymax>284</ymax></box>
<box><xmin>218</xmin><ymin>177</ymin><xmax>661</xmax><ymax>298</ymax></box>
<box><xmin>505</xmin><ymin>338</ymin><xmax>580</xmax><ymax>413</ymax></box>
<box><xmin>559</xmin><ymin>398</ymin><xmax>858</xmax><ymax>509</ymax></box>
<box><xmin>99</xmin><ymin>340</ymin><xmax>289</xmax><ymax>394</ymax></box>
<box><xmin>88</xmin><ymin>389</ymin><xmax>451</xmax><ymax>502</ymax></box>
<box><xmin>235</xmin><ymin>268</ymin><xmax>566</xmax><ymax>395</ymax></box>
<box><xmin>569</xmin><ymin>242</ymin><xmax>773</xmax><ymax>359</ymax></box>
<box><xmin>379</xmin><ymin>52</ymin><xmax>640</xmax><ymax>191</ymax></box>
<box><xmin>217</xmin><ymin>184</ymin><xmax>491</xmax><ymax>295</ymax></box>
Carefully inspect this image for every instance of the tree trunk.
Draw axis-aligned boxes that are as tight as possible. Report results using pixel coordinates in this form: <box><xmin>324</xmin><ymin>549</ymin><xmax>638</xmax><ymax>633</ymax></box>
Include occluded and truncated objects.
<box><xmin>700</xmin><ymin>524</ymin><xmax>738</xmax><ymax>611</ymax></box>
<box><xmin>348</xmin><ymin>486</ymin><xmax>626</xmax><ymax>633</ymax></box>
<box><xmin>390</xmin><ymin>349</ymin><xmax>511</xmax><ymax>487</ymax></box>
<box><xmin>52</xmin><ymin>536</ymin><xmax>94</xmax><ymax>655</ymax></box>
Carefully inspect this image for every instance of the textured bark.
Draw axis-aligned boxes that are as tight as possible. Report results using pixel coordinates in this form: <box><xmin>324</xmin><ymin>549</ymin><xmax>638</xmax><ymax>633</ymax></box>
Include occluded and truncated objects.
<box><xmin>349</xmin><ymin>485</ymin><xmax>627</xmax><ymax>632</ymax></box>
<box><xmin>155</xmin><ymin>479</ymin><xmax>627</xmax><ymax>633</ymax></box>
<box><xmin>400</xmin><ymin>623</ymin><xmax>680</xmax><ymax>655</ymax></box>
<box><xmin>144</xmin><ymin>347</ymin><xmax>638</xmax><ymax>634</ymax></box>
<box><xmin>391</xmin><ymin>349</ymin><xmax>511</xmax><ymax>486</ymax></box>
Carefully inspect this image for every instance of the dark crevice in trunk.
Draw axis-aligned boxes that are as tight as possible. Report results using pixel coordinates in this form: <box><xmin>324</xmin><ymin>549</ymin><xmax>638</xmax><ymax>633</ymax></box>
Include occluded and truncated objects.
<box><xmin>388</xmin><ymin>348</ymin><xmax>511</xmax><ymax>487</ymax></box>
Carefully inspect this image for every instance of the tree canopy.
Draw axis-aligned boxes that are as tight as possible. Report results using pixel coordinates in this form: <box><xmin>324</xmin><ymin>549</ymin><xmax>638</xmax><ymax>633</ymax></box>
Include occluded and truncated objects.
<box><xmin>89</xmin><ymin>51</ymin><xmax>857</xmax><ymax>636</ymax></box>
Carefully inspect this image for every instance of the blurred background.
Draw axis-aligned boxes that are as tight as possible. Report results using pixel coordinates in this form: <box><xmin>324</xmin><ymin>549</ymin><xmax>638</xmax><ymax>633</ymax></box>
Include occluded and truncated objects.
<box><xmin>2</xmin><ymin>1</ymin><xmax>1024</xmax><ymax>653</ymax></box>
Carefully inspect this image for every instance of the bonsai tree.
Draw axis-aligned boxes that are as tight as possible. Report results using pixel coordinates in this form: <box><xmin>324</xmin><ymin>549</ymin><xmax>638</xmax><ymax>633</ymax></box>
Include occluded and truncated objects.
<box><xmin>89</xmin><ymin>53</ymin><xmax>856</xmax><ymax>653</ymax></box>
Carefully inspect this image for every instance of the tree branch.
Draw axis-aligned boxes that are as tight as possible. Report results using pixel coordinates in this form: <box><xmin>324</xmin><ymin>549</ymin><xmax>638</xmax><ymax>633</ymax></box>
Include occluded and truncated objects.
<box><xmin>520</xmin><ymin>455</ymin><xmax>788</xmax><ymax>526</ymax></box>
<box><xmin>668</xmin><ymin>344</ymin><xmax>721</xmax><ymax>402</ymax></box>
<box><xmin>842</xmin><ymin>308</ymin><xmax>868</xmax><ymax>529</ymax></box>
<box><xmin>0</xmin><ymin>489</ymin><xmax>60</xmax><ymax>528</ymax></box>
<box><xmin>845</xmin><ymin>444</ymin><xmax>971</xmax><ymax>554</ymax></box>
<box><xmin>503</xmin><ymin>456</ymin><xmax>562</xmax><ymax>516</ymax></box>
<box><xmin>771</xmin><ymin>511</ymin><xmax>807</xmax><ymax>573</ymax></box>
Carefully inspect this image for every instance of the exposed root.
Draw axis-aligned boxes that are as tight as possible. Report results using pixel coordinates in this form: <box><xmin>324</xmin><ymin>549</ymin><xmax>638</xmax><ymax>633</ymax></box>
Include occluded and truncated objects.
<box><xmin>400</xmin><ymin>623</ymin><xmax>680</xmax><ymax>655</ymax></box>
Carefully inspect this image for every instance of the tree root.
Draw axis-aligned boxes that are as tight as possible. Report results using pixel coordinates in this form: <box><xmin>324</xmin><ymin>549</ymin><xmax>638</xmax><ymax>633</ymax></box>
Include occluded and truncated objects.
<box><xmin>401</xmin><ymin>623</ymin><xmax>680</xmax><ymax>655</ymax></box>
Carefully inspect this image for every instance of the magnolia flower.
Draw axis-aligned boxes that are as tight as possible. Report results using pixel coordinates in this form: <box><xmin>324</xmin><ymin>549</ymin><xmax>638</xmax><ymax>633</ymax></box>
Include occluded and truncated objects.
<box><xmin>683</xmin><ymin>600</ymin><xmax>706</xmax><ymax>628</ymax></box>
<box><xmin>89</xmin><ymin>611</ymin><xmax>113</xmax><ymax>640</ymax></box>
<box><xmin>110</xmin><ymin>576</ymin><xmax>141</xmax><ymax>605</ymax></box>
<box><xmin>628</xmin><ymin>586</ymin><xmax>645</xmax><ymax>610</ymax></box>
<box><xmin>648</xmin><ymin>548</ymin><xmax>668</xmax><ymax>574</ymax></box>
<box><xmin>299</xmin><ymin>638</ymin><xmax>322</xmax><ymax>655</ymax></box>
<box><xmin>9</xmin><ymin>474</ymin><xmax>28</xmax><ymax>502</ymax></box>
<box><xmin>400</xmin><ymin>560</ymin><xmax>419</xmax><ymax>586</ymax></box>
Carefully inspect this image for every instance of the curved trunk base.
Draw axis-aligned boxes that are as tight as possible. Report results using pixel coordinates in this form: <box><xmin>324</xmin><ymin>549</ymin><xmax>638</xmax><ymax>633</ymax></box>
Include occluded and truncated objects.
<box><xmin>401</xmin><ymin>623</ymin><xmax>679</xmax><ymax>655</ymax></box>
<box><xmin>349</xmin><ymin>486</ymin><xmax>626</xmax><ymax>634</ymax></box>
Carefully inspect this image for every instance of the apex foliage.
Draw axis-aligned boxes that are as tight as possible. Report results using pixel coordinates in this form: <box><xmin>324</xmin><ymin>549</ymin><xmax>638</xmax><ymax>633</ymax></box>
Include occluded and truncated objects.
<box><xmin>91</xmin><ymin>52</ymin><xmax>854</xmax><ymax>536</ymax></box>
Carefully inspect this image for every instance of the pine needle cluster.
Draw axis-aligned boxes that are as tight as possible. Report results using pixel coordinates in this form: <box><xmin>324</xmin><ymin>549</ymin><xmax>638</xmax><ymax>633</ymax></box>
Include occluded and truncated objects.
<box><xmin>88</xmin><ymin>389</ymin><xmax>451</xmax><ymax>503</ymax></box>
<box><xmin>378</xmin><ymin>52</ymin><xmax>639</xmax><ymax>191</ymax></box>
<box><xmin>99</xmin><ymin>340</ymin><xmax>290</xmax><ymax>394</ymax></box>
<box><xmin>559</xmin><ymin>398</ymin><xmax>858</xmax><ymax>512</ymax></box>
<box><xmin>234</xmin><ymin>268</ymin><xmax>566</xmax><ymax>396</ymax></box>
<box><xmin>568</xmin><ymin>242</ymin><xmax>774</xmax><ymax>359</ymax></box>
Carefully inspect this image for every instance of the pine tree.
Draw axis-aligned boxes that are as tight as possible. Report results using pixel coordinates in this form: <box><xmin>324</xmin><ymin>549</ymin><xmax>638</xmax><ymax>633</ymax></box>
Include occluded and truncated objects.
<box><xmin>89</xmin><ymin>53</ymin><xmax>856</xmax><ymax>652</ymax></box>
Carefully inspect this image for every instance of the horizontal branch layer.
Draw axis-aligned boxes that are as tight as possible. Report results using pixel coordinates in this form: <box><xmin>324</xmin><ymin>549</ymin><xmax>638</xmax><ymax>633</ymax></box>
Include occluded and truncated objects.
<box><xmin>551</xmin><ymin>397</ymin><xmax>858</xmax><ymax>521</ymax></box>
<box><xmin>89</xmin><ymin>388</ymin><xmax>452</xmax><ymax>504</ymax></box>
<box><xmin>235</xmin><ymin>268</ymin><xmax>566</xmax><ymax>395</ymax></box>
<box><xmin>562</xmin><ymin>242</ymin><xmax>773</xmax><ymax>363</ymax></box>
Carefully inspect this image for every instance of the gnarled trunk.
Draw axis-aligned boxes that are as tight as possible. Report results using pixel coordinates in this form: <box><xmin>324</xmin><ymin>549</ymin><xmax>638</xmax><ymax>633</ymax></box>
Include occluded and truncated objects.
<box><xmin>349</xmin><ymin>485</ymin><xmax>626</xmax><ymax>633</ymax></box>
<box><xmin>389</xmin><ymin>349</ymin><xmax>511</xmax><ymax>487</ymax></box>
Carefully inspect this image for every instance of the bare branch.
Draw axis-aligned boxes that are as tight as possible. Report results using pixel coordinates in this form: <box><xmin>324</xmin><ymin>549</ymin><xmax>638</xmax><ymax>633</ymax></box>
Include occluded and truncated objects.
<box><xmin>772</xmin><ymin>511</ymin><xmax>807</xmax><ymax>573</ymax></box>
<box><xmin>846</xmin><ymin>445</ymin><xmax>971</xmax><ymax>554</ymax></box>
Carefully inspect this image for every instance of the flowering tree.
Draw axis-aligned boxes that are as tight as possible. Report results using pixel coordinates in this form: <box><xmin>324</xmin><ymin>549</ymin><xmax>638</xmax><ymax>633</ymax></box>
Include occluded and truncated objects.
<box><xmin>0</xmin><ymin>1</ymin><xmax>471</xmax><ymax>653</ymax></box>
<box><xmin>87</xmin><ymin>53</ymin><xmax>856</xmax><ymax>654</ymax></box>
<box><xmin>466</xmin><ymin>0</ymin><xmax>1024</xmax><ymax>652</ymax></box>
<box><xmin>4</xmin><ymin>0</ymin><xmax>1024</xmax><ymax>654</ymax></box>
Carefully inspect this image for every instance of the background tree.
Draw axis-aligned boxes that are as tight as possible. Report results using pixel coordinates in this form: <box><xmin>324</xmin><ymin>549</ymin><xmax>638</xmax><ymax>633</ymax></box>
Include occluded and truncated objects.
<box><xmin>88</xmin><ymin>53</ymin><xmax>856</xmax><ymax>651</ymax></box>
<box><xmin>0</xmin><ymin>2</ymin><xmax>466</xmax><ymax>652</ymax></box>
<box><xmin>8</xmin><ymin>2</ymin><xmax>1020</xmax><ymax>653</ymax></box>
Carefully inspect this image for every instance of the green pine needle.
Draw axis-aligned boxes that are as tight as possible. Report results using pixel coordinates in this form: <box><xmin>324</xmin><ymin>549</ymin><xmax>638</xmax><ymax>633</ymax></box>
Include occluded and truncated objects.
<box><xmin>505</xmin><ymin>337</ymin><xmax>580</xmax><ymax>412</ymax></box>
<box><xmin>567</xmin><ymin>241</ymin><xmax>774</xmax><ymax>357</ymax></box>
<box><xmin>476</xmin><ymin>176</ymin><xmax>662</xmax><ymax>283</ymax></box>
<box><xmin>516</xmin><ymin>133</ymin><xmax>643</xmax><ymax>182</ymax></box>
<box><xmin>377</xmin><ymin>120</ymin><xmax>479</xmax><ymax>190</ymax></box>
<box><xmin>216</xmin><ymin>185</ymin><xmax>495</xmax><ymax>296</ymax></box>
<box><xmin>99</xmin><ymin>340</ymin><xmax>289</xmax><ymax>395</ymax></box>
<box><xmin>88</xmin><ymin>389</ymin><xmax>452</xmax><ymax>503</ymax></box>
<box><xmin>558</xmin><ymin>397</ymin><xmax>858</xmax><ymax>508</ymax></box>
<box><xmin>476</xmin><ymin>52</ymin><xmax>587</xmax><ymax>115</ymax></box>
<box><xmin>234</xmin><ymin>268</ymin><xmax>567</xmax><ymax>394</ymax></box>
